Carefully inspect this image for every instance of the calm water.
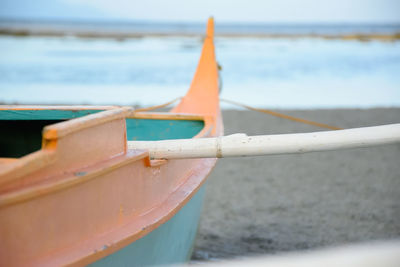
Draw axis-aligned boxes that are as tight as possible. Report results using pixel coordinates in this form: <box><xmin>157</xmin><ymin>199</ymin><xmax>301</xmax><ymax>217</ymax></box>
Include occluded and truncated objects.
<box><xmin>0</xmin><ymin>35</ymin><xmax>399</xmax><ymax>108</ymax></box>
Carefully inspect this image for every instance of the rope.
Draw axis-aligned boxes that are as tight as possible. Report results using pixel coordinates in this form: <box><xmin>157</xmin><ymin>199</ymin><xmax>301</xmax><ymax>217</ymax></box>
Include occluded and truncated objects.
<box><xmin>134</xmin><ymin>97</ymin><xmax>182</xmax><ymax>112</ymax></box>
<box><xmin>133</xmin><ymin>96</ymin><xmax>342</xmax><ymax>131</ymax></box>
<box><xmin>220</xmin><ymin>98</ymin><xmax>342</xmax><ymax>130</ymax></box>
<box><xmin>217</xmin><ymin>63</ymin><xmax>223</xmax><ymax>93</ymax></box>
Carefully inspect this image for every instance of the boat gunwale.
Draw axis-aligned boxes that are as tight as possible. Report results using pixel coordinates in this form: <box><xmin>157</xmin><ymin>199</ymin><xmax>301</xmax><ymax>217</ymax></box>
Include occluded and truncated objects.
<box><xmin>0</xmin><ymin>150</ymin><xmax>149</xmax><ymax>207</ymax></box>
<box><xmin>0</xmin><ymin>109</ymin><xmax>219</xmax><ymax>266</ymax></box>
<box><xmin>0</xmin><ymin>105</ymin><xmax>207</xmax><ymax>121</ymax></box>
<box><xmin>0</xmin><ymin>109</ymin><xmax>214</xmax><ymax>205</ymax></box>
<box><xmin>0</xmin><ymin>105</ymin><xmax>119</xmax><ymax>111</ymax></box>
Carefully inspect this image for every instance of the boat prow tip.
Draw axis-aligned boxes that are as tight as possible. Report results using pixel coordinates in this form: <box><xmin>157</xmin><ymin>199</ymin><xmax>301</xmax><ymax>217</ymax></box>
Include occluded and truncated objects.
<box><xmin>206</xmin><ymin>17</ymin><xmax>214</xmax><ymax>39</ymax></box>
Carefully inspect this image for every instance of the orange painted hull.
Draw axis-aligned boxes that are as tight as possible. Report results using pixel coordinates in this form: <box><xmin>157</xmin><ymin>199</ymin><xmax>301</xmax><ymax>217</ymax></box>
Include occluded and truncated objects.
<box><xmin>0</xmin><ymin>18</ymin><xmax>222</xmax><ymax>266</ymax></box>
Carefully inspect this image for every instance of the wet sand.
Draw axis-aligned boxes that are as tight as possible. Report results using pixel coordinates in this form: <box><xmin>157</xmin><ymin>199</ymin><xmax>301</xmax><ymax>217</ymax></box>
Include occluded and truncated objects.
<box><xmin>192</xmin><ymin>108</ymin><xmax>400</xmax><ymax>261</ymax></box>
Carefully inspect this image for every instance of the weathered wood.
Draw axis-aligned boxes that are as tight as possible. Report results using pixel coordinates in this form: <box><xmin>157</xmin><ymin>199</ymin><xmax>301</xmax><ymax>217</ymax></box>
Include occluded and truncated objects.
<box><xmin>128</xmin><ymin>124</ymin><xmax>400</xmax><ymax>159</ymax></box>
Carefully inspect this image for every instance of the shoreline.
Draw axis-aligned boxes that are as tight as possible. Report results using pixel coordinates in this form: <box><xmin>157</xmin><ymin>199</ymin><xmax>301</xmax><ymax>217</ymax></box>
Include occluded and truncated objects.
<box><xmin>1</xmin><ymin>29</ymin><xmax>399</xmax><ymax>42</ymax></box>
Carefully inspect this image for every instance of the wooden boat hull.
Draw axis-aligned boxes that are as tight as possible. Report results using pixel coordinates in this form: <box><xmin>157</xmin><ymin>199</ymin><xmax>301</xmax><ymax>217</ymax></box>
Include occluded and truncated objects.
<box><xmin>0</xmin><ymin>18</ymin><xmax>222</xmax><ymax>266</ymax></box>
<box><xmin>90</xmin><ymin>184</ymin><xmax>207</xmax><ymax>266</ymax></box>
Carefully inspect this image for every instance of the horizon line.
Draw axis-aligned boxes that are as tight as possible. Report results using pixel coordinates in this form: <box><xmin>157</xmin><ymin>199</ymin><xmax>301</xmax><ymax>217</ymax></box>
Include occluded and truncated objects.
<box><xmin>1</xmin><ymin>17</ymin><xmax>400</xmax><ymax>26</ymax></box>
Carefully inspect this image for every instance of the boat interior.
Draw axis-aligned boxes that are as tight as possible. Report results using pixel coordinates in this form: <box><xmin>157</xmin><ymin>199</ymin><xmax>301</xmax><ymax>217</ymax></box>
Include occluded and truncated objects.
<box><xmin>0</xmin><ymin>107</ymin><xmax>205</xmax><ymax>159</ymax></box>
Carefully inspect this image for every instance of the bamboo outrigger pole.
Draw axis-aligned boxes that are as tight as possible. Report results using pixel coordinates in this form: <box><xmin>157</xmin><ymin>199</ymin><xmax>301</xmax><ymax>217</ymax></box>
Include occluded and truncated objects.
<box><xmin>128</xmin><ymin>124</ymin><xmax>400</xmax><ymax>159</ymax></box>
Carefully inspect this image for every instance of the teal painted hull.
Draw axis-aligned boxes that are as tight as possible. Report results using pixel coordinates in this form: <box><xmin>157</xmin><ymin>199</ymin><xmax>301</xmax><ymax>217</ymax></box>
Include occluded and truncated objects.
<box><xmin>90</xmin><ymin>185</ymin><xmax>206</xmax><ymax>267</ymax></box>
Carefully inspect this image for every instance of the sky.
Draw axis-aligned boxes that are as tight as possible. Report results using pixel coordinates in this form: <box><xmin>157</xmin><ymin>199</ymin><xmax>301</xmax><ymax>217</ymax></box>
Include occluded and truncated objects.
<box><xmin>0</xmin><ymin>0</ymin><xmax>399</xmax><ymax>24</ymax></box>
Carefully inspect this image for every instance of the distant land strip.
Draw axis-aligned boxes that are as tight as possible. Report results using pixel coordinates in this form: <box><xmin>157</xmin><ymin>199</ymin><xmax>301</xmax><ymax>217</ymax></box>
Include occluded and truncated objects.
<box><xmin>0</xmin><ymin>28</ymin><xmax>399</xmax><ymax>42</ymax></box>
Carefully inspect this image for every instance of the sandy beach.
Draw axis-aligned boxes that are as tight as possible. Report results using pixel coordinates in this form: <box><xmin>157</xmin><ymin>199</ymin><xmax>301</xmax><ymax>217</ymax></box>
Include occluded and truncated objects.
<box><xmin>192</xmin><ymin>108</ymin><xmax>400</xmax><ymax>261</ymax></box>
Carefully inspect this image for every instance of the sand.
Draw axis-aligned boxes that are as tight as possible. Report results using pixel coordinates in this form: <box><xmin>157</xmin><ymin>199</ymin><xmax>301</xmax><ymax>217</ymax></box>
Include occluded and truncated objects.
<box><xmin>191</xmin><ymin>108</ymin><xmax>400</xmax><ymax>261</ymax></box>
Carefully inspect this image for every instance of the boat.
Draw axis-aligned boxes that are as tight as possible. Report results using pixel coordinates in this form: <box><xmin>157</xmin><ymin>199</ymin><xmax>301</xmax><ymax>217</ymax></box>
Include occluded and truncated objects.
<box><xmin>0</xmin><ymin>17</ymin><xmax>222</xmax><ymax>266</ymax></box>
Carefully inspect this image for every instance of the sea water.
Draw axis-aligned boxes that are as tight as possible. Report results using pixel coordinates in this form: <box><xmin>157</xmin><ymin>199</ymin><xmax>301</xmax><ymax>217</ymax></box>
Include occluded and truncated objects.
<box><xmin>0</xmin><ymin>35</ymin><xmax>399</xmax><ymax>108</ymax></box>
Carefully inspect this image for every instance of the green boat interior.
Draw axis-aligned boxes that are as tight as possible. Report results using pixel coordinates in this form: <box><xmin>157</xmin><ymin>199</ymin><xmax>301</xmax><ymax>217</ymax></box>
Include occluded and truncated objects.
<box><xmin>0</xmin><ymin>109</ymin><xmax>204</xmax><ymax>158</ymax></box>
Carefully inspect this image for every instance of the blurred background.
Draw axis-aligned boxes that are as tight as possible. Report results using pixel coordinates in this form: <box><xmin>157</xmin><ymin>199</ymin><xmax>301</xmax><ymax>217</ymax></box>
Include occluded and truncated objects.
<box><xmin>1</xmin><ymin>0</ymin><xmax>399</xmax><ymax>263</ymax></box>
<box><xmin>0</xmin><ymin>0</ymin><xmax>399</xmax><ymax>108</ymax></box>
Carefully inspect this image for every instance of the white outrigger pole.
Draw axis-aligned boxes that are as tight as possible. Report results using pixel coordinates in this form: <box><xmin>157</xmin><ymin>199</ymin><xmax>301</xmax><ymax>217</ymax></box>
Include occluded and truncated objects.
<box><xmin>128</xmin><ymin>124</ymin><xmax>400</xmax><ymax>159</ymax></box>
